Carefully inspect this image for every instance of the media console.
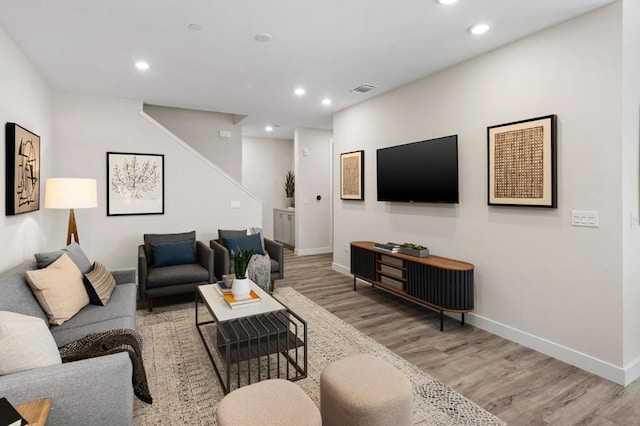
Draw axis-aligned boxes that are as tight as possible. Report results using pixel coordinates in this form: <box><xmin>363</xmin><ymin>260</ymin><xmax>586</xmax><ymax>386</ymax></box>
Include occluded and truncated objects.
<box><xmin>350</xmin><ymin>241</ymin><xmax>474</xmax><ymax>331</ymax></box>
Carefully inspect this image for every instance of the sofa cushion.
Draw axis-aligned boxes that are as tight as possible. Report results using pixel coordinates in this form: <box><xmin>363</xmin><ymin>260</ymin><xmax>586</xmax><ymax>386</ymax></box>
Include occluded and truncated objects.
<box><xmin>224</xmin><ymin>234</ymin><xmax>265</xmax><ymax>256</ymax></box>
<box><xmin>0</xmin><ymin>311</ymin><xmax>62</xmax><ymax>375</ymax></box>
<box><xmin>83</xmin><ymin>262</ymin><xmax>117</xmax><ymax>305</ymax></box>
<box><xmin>25</xmin><ymin>254</ymin><xmax>90</xmax><ymax>325</ymax></box>
<box><xmin>0</xmin><ymin>260</ymin><xmax>48</xmax><ymax>324</ymax></box>
<box><xmin>144</xmin><ymin>231</ymin><xmax>196</xmax><ymax>265</ymax></box>
<box><xmin>52</xmin><ymin>283</ymin><xmax>136</xmax><ymax>335</ymax></box>
<box><xmin>146</xmin><ymin>263</ymin><xmax>210</xmax><ymax>289</ymax></box>
<box><xmin>150</xmin><ymin>239</ymin><xmax>196</xmax><ymax>267</ymax></box>
<box><xmin>35</xmin><ymin>242</ymin><xmax>93</xmax><ymax>274</ymax></box>
<box><xmin>51</xmin><ymin>315</ymin><xmax>135</xmax><ymax>347</ymax></box>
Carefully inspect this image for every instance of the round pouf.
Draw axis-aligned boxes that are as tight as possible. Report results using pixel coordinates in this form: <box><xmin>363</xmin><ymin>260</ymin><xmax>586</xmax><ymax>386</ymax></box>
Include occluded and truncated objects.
<box><xmin>320</xmin><ymin>354</ymin><xmax>412</xmax><ymax>426</ymax></box>
<box><xmin>216</xmin><ymin>379</ymin><xmax>321</xmax><ymax>426</ymax></box>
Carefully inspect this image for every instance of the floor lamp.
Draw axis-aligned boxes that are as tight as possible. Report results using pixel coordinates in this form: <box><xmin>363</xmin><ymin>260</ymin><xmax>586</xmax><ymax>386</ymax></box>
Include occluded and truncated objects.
<box><xmin>44</xmin><ymin>178</ymin><xmax>98</xmax><ymax>245</ymax></box>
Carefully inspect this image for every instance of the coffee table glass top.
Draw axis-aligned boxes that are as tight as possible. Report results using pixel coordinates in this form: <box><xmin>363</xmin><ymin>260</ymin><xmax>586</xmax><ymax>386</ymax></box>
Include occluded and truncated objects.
<box><xmin>198</xmin><ymin>280</ymin><xmax>285</xmax><ymax>322</ymax></box>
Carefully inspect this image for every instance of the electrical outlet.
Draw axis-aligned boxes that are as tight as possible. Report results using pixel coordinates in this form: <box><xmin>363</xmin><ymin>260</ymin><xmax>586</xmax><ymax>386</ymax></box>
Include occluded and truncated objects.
<box><xmin>631</xmin><ymin>213</ymin><xmax>639</xmax><ymax>229</ymax></box>
<box><xmin>571</xmin><ymin>210</ymin><xmax>599</xmax><ymax>227</ymax></box>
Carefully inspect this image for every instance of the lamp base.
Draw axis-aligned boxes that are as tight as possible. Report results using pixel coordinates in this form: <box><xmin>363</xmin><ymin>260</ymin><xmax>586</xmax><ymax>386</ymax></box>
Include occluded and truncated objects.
<box><xmin>67</xmin><ymin>208</ymin><xmax>79</xmax><ymax>245</ymax></box>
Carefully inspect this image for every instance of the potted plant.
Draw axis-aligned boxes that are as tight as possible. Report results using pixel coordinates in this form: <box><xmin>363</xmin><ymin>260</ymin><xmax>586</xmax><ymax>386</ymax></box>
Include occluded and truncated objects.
<box><xmin>399</xmin><ymin>243</ymin><xmax>429</xmax><ymax>258</ymax></box>
<box><xmin>284</xmin><ymin>170</ymin><xmax>295</xmax><ymax>208</ymax></box>
<box><xmin>230</xmin><ymin>247</ymin><xmax>255</xmax><ymax>299</ymax></box>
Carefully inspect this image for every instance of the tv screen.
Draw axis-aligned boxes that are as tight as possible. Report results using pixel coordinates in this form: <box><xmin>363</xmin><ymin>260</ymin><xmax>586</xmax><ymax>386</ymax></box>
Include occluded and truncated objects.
<box><xmin>376</xmin><ymin>135</ymin><xmax>459</xmax><ymax>203</ymax></box>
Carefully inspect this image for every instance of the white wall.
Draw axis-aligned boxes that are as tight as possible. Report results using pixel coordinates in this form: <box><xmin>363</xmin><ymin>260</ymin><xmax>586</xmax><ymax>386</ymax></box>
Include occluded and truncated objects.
<box><xmin>333</xmin><ymin>3</ymin><xmax>628</xmax><ymax>381</ymax></box>
<box><xmin>242</xmin><ymin>136</ymin><xmax>294</xmax><ymax>239</ymax></box>
<box><xmin>0</xmin><ymin>26</ymin><xmax>53</xmax><ymax>271</ymax></box>
<box><xmin>52</xmin><ymin>93</ymin><xmax>262</xmax><ymax>269</ymax></box>
<box><xmin>621</xmin><ymin>0</ymin><xmax>640</xmax><ymax>381</ymax></box>
<box><xmin>294</xmin><ymin>128</ymin><xmax>333</xmax><ymax>255</ymax></box>
<box><xmin>143</xmin><ymin>104</ymin><xmax>244</xmax><ymax>182</ymax></box>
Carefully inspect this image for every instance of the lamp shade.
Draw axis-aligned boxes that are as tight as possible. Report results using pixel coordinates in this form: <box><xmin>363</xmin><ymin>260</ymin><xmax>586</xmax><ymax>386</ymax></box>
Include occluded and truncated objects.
<box><xmin>44</xmin><ymin>178</ymin><xmax>98</xmax><ymax>209</ymax></box>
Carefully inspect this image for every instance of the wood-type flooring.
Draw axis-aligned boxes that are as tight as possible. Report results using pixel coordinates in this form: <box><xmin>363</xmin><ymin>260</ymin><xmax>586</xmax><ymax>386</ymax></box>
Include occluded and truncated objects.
<box><xmin>277</xmin><ymin>250</ymin><xmax>640</xmax><ymax>426</ymax></box>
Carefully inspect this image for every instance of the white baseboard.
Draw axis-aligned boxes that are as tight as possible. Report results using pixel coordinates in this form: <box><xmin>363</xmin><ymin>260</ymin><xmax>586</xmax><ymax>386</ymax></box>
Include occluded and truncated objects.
<box><xmin>332</xmin><ymin>262</ymin><xmax>351</xmax><ymax>276</ymax></box>
<box><xmin>294</xmin><ymin>247</ymin><xmax>332</xmax><ymax>256</ymax></box>
<box><xmin>331</xmin><ymin>260</ymin><xmax>633</xmax><ymax>386</ymax></box>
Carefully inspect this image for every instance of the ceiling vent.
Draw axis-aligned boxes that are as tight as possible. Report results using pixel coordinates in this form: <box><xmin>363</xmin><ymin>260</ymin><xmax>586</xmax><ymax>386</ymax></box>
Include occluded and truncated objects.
<box><xmin>349</xmin><ymin>84</ymin><xmax>377</xmax><ymax>94</ymax></box>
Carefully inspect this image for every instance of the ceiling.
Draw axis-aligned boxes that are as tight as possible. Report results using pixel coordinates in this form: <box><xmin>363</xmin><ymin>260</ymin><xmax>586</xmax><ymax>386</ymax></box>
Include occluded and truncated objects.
<box><xmin>0</xmin><ymin>0</ymin><xmax>614</xmax><ymax>139</ymax></box>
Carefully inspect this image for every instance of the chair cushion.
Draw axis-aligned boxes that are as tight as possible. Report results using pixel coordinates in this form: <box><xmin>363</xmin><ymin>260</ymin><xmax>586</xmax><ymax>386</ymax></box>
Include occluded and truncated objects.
<box><xmin>144</xmin><ymin>231</ymin><xmax>196</xmax><ymax>265</ymax></box>
<box><xmin>35</xmin><ymin>242</ymin><xmax>93</xmax><ymax>274</ymax></box>
<box><xmin>83</xmin><ymin>261</ymin><xmax>116</xmax><ymax>305</ymax></box>
<box><xmin>270</xmin><ymin>258</ymin><xmax>279</xmax><ymax>273</ymax></box>
<box><xmin>150</xmin><ymin>240</ymin><xmax>196</xmax><ymax>267</ymax></box>
<box><xmin>146</xmin><ymin>263</ymin><xmax>210</xmax><ymax>289</ymax></box>
<box><xmin>223</xmin><ymin>234</ymin><xmax>264</xmax><ymax>256</ymax></box>
<box><xmin>24</xmin><ymin>254</ymin><xmax>90</xmax><ymax>326</ymax></box>
<box><xmin>218</xmin><ymin>229</ymin><xmax>247</xmax><ymax>242</ymax></box>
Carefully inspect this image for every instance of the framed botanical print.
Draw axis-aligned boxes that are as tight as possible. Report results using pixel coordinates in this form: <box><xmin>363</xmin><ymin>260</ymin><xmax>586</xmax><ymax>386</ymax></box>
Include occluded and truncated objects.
<box><xmin>107</xmin><ymin>152</ymin><xmax>164</xmax><ymax>216</ymax></box>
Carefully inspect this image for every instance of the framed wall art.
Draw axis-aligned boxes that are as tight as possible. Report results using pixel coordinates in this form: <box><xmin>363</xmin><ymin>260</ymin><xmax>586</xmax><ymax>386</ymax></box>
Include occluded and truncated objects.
<box><xmin>488</xmin><ymin>115</ymin><xmax>557</xmax><ymax>208</ymax></box>
<box><xmin>6</xmin><ymin>123</ymin><xmax>40</xmax><ymax>215</ymax></box>
<box><xmin>340</xmin><ymin>150</ymin><xmax>364</xmax><ymax>200</ymax></box>
<box><xmin>107</xmin><ymin>152</ymin><xmax>164</xmax><ymax>216</ymax></box>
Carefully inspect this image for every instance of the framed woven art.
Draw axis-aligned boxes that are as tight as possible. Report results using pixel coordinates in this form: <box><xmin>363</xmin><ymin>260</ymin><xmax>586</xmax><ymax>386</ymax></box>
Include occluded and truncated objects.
<box><xmin>340</xmin><ymin>150</ymin><xmax>364</xmax><ymax>200</ymax></box>
<box><xmin>487</xmin><ymin>115</ymin><xmax>557</xmax><ymax>208</ymax></box>
<box><xmin>6</xmin><ymin>123</ymin><xmax>40</xmax><ymax>215</ymax></box>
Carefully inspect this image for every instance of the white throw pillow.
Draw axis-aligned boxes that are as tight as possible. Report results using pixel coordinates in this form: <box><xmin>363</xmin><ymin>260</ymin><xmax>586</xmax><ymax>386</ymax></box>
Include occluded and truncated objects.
<box><xmin>25</xmin><ymin>253</ymin><xmax>90</xmax><ymax>325</ymax></box>
<box><xmin>0</xmin><ymin>311</ymin><xmax>62</xmax><ymax>375</ymax></box>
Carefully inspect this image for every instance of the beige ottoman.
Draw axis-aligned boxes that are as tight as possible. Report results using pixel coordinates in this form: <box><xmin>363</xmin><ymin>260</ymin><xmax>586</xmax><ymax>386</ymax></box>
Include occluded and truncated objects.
<box><xmin>216</xmin><ymin>379</ymin><xmax>321</xmax><ymax>426</ymax></box>
<box><xmin>320</xmin><ymin>354</ymin><xmax>412</xmax><ymax>426</ymax></box>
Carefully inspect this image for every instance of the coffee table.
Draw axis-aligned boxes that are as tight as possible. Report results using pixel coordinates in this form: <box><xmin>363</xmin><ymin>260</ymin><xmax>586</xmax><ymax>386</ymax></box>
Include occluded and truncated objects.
<box><xmin>196</xmin><ymin>281</ymin><xmax>307</xmax><ymax>394</ymax></box>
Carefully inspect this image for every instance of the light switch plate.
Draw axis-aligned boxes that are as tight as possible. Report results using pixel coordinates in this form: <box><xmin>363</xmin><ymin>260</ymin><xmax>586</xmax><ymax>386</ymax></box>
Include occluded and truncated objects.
<box><xmin>571</xmin><ymin>210</ymin><xmax>599</xmax><ymax>227</ymax></box>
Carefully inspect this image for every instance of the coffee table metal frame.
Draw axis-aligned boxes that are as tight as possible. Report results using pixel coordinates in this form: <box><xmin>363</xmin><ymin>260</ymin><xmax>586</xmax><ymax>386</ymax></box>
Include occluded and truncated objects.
<box><xmin>195</xmin><ymin>281</ymin><xmax>307</xmax><ymax>394</ymax></box>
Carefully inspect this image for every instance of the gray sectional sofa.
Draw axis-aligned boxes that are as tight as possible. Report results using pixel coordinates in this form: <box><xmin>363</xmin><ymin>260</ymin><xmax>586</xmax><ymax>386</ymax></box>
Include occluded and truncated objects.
<box><xmin>0</xmin><ymin>259</ymin><xmax>137</xmax><ymax>426</ymax></box>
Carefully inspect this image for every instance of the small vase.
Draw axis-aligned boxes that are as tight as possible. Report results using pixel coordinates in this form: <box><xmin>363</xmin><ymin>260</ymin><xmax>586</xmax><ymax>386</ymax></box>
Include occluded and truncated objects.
<box><xmin>231</xmin><ymin>277</ymin><xmax>251</xmax><ymax>299</ymax></box>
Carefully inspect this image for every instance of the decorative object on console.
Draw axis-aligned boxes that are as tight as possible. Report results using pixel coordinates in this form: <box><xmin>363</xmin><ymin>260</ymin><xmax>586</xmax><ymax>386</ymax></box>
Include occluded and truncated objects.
<box><xmin>107</xmin><ymin>152</ymin><xmax>164</xmax><ymax>216</ymax></box>
<box><xmin>488</xmin><ymin>115</ymin><xmax>557</xmax><ymax>207</ymax></box>
<box><xmin>5</xmin><ymin>123</ymin><xmax>40</xmax><ymax>216</ymax></box>
<box><xmin>284</xmin><ymin>170</ymin><xmax>295</xmax><ymax>207</ymax></box>
<box><xmin>44</xmin><ymin>178</ymin><xmax>98</xmax><ymax>245</ymax></box>
<box><xmin>399</xmin><ymin>243</ymin><xmax>429</xmax><ymax>258</ymax></box>
<box><xmin>340</xmin><ymin>150</ymin><xmax>364</xmax><ymax>200</ymax></box>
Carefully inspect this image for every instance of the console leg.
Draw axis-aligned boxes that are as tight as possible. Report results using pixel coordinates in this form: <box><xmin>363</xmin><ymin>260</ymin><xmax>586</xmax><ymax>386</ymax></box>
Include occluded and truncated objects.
<box><xmin>353</xmin><ymin>276</ymin><xmax>356</xmax><ymax>291</ymax></box>
<box><xmin>440</xmin><ymin>311</ymin><xmax>444</xmax><ymax>332</ymax></box>
<box><xmin>461</xmin><ymin>313</ymin><xmax>465</xmax><ymax>326</ymax></box>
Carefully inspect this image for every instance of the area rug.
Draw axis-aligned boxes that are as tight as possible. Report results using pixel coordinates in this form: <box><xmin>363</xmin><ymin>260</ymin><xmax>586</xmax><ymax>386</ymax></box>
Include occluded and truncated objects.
<box><xmin>133</xmin><ymin>287</ymin><xmax>505</xmax><ymax>425</ymax></box>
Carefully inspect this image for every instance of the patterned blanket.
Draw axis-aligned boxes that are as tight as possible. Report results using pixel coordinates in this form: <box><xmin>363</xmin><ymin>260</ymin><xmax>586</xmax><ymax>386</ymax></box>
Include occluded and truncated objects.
<box><xmin>59</xmin><ymin>328</ymin><xmax>153</xmax><ymax>404</ymax></box>
<box><xmin>248</xmin><ymin>252</ymin><xmax>271</xmax><ymax>292</ymax></box>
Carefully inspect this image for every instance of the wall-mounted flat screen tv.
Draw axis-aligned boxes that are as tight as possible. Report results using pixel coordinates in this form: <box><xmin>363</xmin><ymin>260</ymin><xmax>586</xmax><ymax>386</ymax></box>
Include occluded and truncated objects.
<box><xmin>376</xmin><ymin>135</ymin><xmax>459</xmax><ymax>203</ymax></box>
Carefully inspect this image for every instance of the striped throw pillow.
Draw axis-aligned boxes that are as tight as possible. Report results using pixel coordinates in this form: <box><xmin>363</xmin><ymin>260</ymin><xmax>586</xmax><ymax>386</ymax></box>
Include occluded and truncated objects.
<box><xmin>83</xmin><ymin>262</ymin><xmax>116</xmax><ymax>305</ymax></box>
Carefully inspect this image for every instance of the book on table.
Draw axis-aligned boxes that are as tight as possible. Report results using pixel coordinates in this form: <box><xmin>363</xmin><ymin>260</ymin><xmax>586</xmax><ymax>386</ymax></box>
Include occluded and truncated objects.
<box><xmin>223</xmin><ymin>290</ymin><xmax>261</xmax><ymax>309</ymax></box>
<box><xmin>374</xmin><ymin>242</ymin><xmax>400</xmax><ymax>253</ymax></box>
<box><xmin>0</xmin><ymin>397</ymin><xmax>26</xmax><ymax>426</ymax></box>
<box><xmin>214</xmin><ymin>281</ymin><xmax>232</xmax><ymax>295</ymax></box>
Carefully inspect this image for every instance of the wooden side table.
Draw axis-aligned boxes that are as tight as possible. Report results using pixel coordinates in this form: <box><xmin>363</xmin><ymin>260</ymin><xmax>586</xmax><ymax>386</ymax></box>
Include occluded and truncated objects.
<box><xmin>16</xmin><ymin>398</ymin><xmax>51</xmax><ymax>426</ymax></box>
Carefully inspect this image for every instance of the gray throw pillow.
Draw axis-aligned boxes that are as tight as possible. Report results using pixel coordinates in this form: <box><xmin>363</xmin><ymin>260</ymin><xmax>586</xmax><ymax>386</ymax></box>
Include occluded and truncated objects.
<box><xmin>218</xmin><ymin>229</ymin><xmax>247</xmax><ymax>245</ymax></box>
<box><xmin>34</xmin><ymin>242</ymin><xmax>93</xmax><ymax>274</ymax></box>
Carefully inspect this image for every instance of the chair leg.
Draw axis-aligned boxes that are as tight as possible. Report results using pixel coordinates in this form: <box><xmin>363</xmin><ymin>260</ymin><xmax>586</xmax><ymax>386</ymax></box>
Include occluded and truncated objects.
<box><xmin>148</xmin><ymin>298</ymin><xmax>153</xmax><ymax>312</ymax></box>
<box><xmin>270</xmin><ymin>280</ymin><xmax>276</xmax><ymax>293</ymax></box>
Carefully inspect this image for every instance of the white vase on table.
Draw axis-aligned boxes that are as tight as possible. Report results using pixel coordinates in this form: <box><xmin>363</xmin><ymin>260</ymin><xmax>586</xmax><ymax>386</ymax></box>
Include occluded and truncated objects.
<box><xmin>231</xmin><ymin>277</ymin><xmax>251</xmax><ymax>299</ymax></box>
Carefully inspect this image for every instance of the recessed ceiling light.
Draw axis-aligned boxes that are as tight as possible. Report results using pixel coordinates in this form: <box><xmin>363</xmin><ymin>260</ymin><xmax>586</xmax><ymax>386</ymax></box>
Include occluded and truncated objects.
<box><xmin>321</xmin><ymin>98</ymin><xmax>332</xmax><ymax>105</ymax></box>
<box><xmin>265</xmin><ymin>125</ymin><xmax>274</xmax><ymax>132</ymax></box>
<box><xmin>254</xmin><ymin>33</ymin><xmax>272</xmax><ymax>42</ymax></box>
<box><xmin>467</xmin><ymin>23</ymin><xmax>491</xmax><ymax>35</ymax></box>
<box><xmin>435</xmin><ymin>0</ymin><xmax>457</xmax><ymax>5</ymax></box>
<box><xmin>188</xmin><ymin>23</ymin><xmax>202</xmax><ymax>31</ymax></box>
<box><xmin>134</xmin><ymin>61</ymin><xmax>150</xmax><ymax>70</ymax></box>
<box><xmin>294</xmin><ymin>87</ymin><xmax>306</xmax><ymax>96</ymax></box>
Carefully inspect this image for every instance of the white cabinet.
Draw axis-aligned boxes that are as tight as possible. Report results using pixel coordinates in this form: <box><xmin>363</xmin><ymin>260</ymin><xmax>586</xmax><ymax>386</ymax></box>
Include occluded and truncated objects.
<box><xmin>274</xmin><ymin>209</ymin><xmax>295</xmax><ymax>247</ymax></box>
